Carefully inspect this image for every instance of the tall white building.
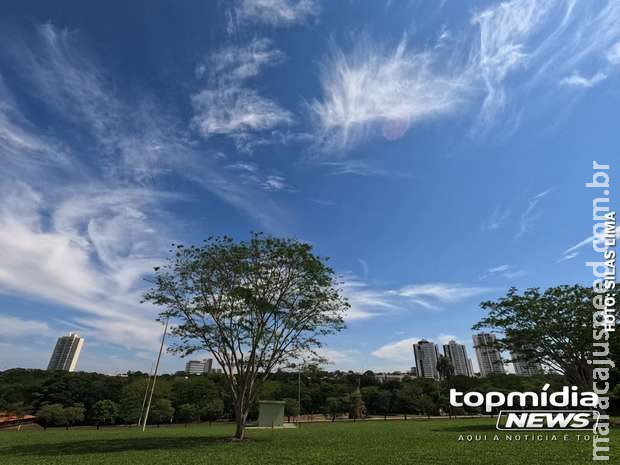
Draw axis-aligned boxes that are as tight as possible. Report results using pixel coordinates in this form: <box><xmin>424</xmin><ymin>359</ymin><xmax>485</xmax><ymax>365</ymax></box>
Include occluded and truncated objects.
<box><xmin>472</xmin><ymin>333</ymin><xmax>505</xmax><ymax>376</ymax></box>
<box><xmin>47</xmin><ymin>332</ymin><xmax>84</xmax><ymax>372</ymax></box>
<box><xmin>511</xmin><ymin>353</ymin><xmax>543</xmax><ymax>376</ymax></box>
<box><xmin>185</xmin><ymin>358</ymin><xmax>213</xmax><ymax>375</ymax></box>
<box><xmin>413</xmin><ymin>340</ymin><xmax>440</xmax><ymax>380</ymax></box>
<box><xmin>443</xmin><ymin>340</ymin><xmax>474</xmax><ymax>377</ymax></box>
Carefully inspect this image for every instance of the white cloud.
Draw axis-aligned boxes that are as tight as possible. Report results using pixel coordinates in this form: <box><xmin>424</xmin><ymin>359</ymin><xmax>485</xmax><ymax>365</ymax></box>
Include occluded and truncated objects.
<box><xmin>516</xmin><ymin>188</ymin><xmax>552</xmax><ymax>238</ymax></box>
<box><xmin>559</xmin><ymin>72</ymin><xmax>608</xmax><ymax>88</ymax></box>
<box><xmin>0</xmin><ymin>183</ymin><xmax>172</xmax><ymax>350</ymax></box>
<box><xmin>0</xmin><ymin>315</ymin><xmax>53</xmax><ymax>337</ymax></box>
<box><xmin>608</xmin><ymin>41</ymin><xmax>620</xmax><ymax>65</ymax></box>
<box><xmin>232</xmin><ymin>0</ymin><xmax>320</xmax><ymax>28</ymax></box>
<box><xmin>483</xmin><ymin>207</ymin><xmax>511</xmax><ymax>232</ymax></box>
<box><xmin>371</xmin><ymin>337</ymin><xmax>422</xmax><ymax>363</ymax></box>
<box><xmin>310</xmin><ymin>36</ymin><xmax>469</xmax><ymax>152</ymax></box>
<box><xmin>192</xmin><ymin>38</ymin><xmax>293</xmax><ymax>148</ymax></box>
<box><xmin>481</xmin><ymin>264</ymin><xmax>527</xmax><ymax>280</ymax></box>
<box><xmin>310</xmin><ymin>0</ymin><xmax>620</xmax><ymax>152</ymax></box>
<box><xmin>558</xmin><ymin>226</ymin><xmax>619</xmax><ymax>262</ymax></box>
<box><xmin>388</xmin><ymin>283</ymin><xmax>492</xmax><ymax>308</ymax></box>
<box><xmin>341</xmin><ymin>275</ymin><xmax>492</xmax><ymax>319</ymax></box>
<box><xmin>320</xmin><ymin>160</ymin><xmax>389</xmax><ymax>177</ymax></box>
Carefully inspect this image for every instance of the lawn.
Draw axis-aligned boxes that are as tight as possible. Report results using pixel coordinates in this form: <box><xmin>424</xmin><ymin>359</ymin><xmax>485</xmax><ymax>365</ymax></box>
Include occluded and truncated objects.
<box><xmin>0</xmin><ymin>419</ymin><xmax>613</xmax><ymax>465</ymax></box>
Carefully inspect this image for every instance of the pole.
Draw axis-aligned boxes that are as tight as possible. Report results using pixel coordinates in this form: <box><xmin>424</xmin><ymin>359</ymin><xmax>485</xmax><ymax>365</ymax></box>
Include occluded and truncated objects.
<box><xmin>142</xmin><ymin>317</ymin><xmax>169</xmax><ymax>432</ymax></box>
<box><xmin>137</xmin><ymin>362</ymin><xmax>154</xmax><ymax>427</ymax></box>
<box><xmin>297</xmin><ymin>367</ymin><xmax>301</xmax><ymax>423</ymax></box>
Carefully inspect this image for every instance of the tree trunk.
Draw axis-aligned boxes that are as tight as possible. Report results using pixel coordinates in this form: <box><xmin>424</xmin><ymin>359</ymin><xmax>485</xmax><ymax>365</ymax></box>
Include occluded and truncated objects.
<box><xmin>234</xmin><ymin>416</ymin><xmax>245</xmax><ymax>440</ymax></box>
<box><xmin>234</xmin><ymin>403</ymin><xmax>248</xmax><ymax>440</ymax></box>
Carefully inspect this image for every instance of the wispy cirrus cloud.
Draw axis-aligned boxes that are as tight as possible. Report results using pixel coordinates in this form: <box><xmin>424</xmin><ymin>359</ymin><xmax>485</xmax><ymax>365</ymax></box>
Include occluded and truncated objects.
<box><xmin>0</xmin><ymin>23</ymin><xmax>295</xmax><ymax>354</ymax></box>
<box><xmin>309</xmin><ymin>35</ymin><xmax>470</xmax><ymax>152</ymax></box>
<box><xmin>191</xmin><ymin>38</ymin><xmax>293</xmax><ymax>151</ymax></box>
<box><xmin>341</xmin><ymin>275</ymin><xmax>492</xmax><ymax>319</ymax></box>
<box><xmin>480</xmin><ymin>264</ymin><xmax>526</xmax><ymax>280</ymax></box>
<box><xmin>560</xmin><ymin>72</ymin><xmax>608</xmax><ymax>88</ymax></box>
<box><xmin>0</xmin><ymin>315</ymin><xmax>53</xmax><ymax>337</ymax></box>
<box><xmin>482</xmin><ymin>206</ymin><xmax>511</xmax><ymax>232</ymax></box>
<box><xmin>558</xmin><ymin>226</ymin><xmax>619</xmax><ymax>263</ymax></box>
<box><xmin>310</xmin><ymin>0</ymin><xmax>620</xmax><ymax>153</ymax></box>
<box><xmin>516</xmin><ymin>188</ymin><xmax>552</xmax><ymax>238</ymax></box>
<box><xmin>230</xmin><ymin>0</ymin><xmax>320</xmax><ymax>28</ymax></box>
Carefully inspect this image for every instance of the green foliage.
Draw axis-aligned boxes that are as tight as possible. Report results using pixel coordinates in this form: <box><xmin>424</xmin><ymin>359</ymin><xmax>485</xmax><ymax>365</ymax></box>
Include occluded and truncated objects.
<box><xmin>63</xmin><ymin>404</ymin><xmax>85</xmax><ymax>428</ymax></box>
<box><xmin>143</xmin><ymin>233</ymin><xmax>349</xmax><ymax>439</ymax></box>
<box><xmin>149</xmin><ymin>399</ymin><xmax>175</xmax><ymax>425</ymax></box>
<box><xmin>91</xmin><ymin>400</ymin><xmax>118</xmax><ymax>427</ymax></box>
<box><xmin>436</xmin><ymin>356</ymin><xmax>455</xmax><ymax>380</ymax></box>
<box><xmin>36</xmin><ymin>403</ymin><xmax>66</xmax><ymax>428</ymax></box>
<box><xmin>474</xmin><ymin>284</ymin><xmax>619</xmax><ymax>387</ymax></box>
<box><xmin>200</xmin><ymin>399</ymin><xmax>224</xmax><ymax>424</ymax></box>
<box><xmin>324</xmin><ymin>397</ymin><xmax>341</xmax><ymax>421</ymax></box>
<box><xmin>176</xmin><ymin>403</ymin><xmax>199</xmax><ymax>423</ymax></box>
<box><xmin>283</xmin><ymin>397</ymin><xmax>299</xmax><ymax>420</ymax></box>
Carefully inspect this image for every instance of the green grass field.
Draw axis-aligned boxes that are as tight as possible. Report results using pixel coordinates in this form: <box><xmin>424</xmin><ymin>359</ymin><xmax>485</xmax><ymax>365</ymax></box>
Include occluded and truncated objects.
<box><xmin>0</xmin><ymin>419</ymin><xmax>614</xmax><ymax>465</ymax></box>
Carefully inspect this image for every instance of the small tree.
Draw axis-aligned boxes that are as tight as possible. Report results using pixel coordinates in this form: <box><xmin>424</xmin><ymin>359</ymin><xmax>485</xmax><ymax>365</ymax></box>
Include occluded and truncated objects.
<box><xmin>36</xmin><ymin>404</ymin><xmax>66</xmax><ymax>430</ymax></box>
<box><xmin>200</xmin><ymin>399</ymin><xmax>224</xmax><ymax>426</ymax></box>
<box><xmin>416</xmin><ymin>395</ymin><xmax>436</xmax><ymax>419</ymax></box>
<box><xmin>376</xmin><ymin>390</ymin><xmax>392</xmax><ymax>420</ymax></box>
<box><xmin>396</xmin><ymin>385</ymin><xmax>418</xmax><ymax>420</ymax></box>
<box><xmin>284</xmin><ymin>398</ymin><xmax>300</xmax><ymax>422</ymax></box>
<box><xmin>325</xmin><ymin>397</ymin><xmax>340</xmax><ymax>422</ymax></box>
<box><xmin>474</xmin><ymin>285</ymin><xmax>619</xmax><ymax>388</ymax></box>
<box><xmin>64</xmin><ymin>404</ymin><xmax>85</xmax><ymax>429</ymax></box>
<box><xmin>176</xmin><ymin>403</ymin><xmax>199</xmax><ymax>425</ymax></box>
<box><xmin>91</xmin><ymin>400</ymin><xmax>118</xmax><ymax>429</ymax></box>
<box><xmin>144</xmin><ymin>234</ymin><xmax>349</xmax><ymax>439</ymax></box>
<box><xmin>150</xmin><ymin>399</ymin><xmax>175</xmax><ymax>426</ymax></box>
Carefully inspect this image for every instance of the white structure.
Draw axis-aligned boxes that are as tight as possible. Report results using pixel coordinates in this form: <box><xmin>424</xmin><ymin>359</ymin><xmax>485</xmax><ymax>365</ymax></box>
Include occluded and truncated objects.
<box><xmin>413</xmin><ymin>340</ymin><xmax>440</xmax><ymax>380</ymax></box>
<box><xmin>443</xmin><ymin>340</ymin><xmax>474</xmax><ymax>377</ymax></box>
<box><xmin>375</xmin><ymin>372</ymin><xmax>408</xmax><ymax>383</ymax></box>
<box><xmin>511</xmin><ymin>353</ymin><xmax>543</xmax><ymax>376</ymax></box>
<box><xmin>472</xmin><ymin>333</ymin><xmax>505</xmax><ymax>376</ymax></box>
<box><xmin>185</xmin><ymin>358</ymin><xmax>213</xmax><ymax>375</ymax></box>
<box><xmin>47</xmin><ymin>332</ymin><xmax>84</xmax><ymax>372</ymax></box>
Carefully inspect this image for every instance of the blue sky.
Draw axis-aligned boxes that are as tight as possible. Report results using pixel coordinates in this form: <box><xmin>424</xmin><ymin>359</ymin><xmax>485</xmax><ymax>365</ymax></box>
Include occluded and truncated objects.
<box><xmin>0</xmin><ymin>0</ymin><xmax>617</xmax><ymax>374</ymax></box>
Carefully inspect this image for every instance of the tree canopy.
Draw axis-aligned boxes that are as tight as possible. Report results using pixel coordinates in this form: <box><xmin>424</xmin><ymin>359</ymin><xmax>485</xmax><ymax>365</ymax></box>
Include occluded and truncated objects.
<box><xmin>474</xmin><ymin>284</ymin><xmax>619</xmax><ymax>387</ymax></box>
<box><xmin>143</xmin><ymin>233</ymin><xmax>349</xmax><ymax>438</ymax></box>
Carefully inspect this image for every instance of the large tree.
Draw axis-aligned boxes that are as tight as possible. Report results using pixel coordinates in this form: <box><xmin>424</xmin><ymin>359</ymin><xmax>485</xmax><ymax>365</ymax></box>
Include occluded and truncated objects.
<box><xmin>144</xmin><ymin>233</ymin><xmax>348</xmax><ymax>439</ymax></box>
<box><xmin>473</xmin><ymin>285</ymin><xmax>619</xmax><ymax>388</ymax></box>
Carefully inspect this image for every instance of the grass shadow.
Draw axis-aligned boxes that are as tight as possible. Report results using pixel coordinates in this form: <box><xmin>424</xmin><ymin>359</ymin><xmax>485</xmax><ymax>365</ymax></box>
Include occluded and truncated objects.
<box><xmin>4</xmin><ymin>435</ymin><xmax>259</xmax><ymax>457</ymax></box>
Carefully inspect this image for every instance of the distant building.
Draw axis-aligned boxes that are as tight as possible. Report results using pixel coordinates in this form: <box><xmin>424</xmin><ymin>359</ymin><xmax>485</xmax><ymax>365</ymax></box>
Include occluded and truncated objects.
<box><xmin>511</xmin><ymin>353</ymin><xmax>543</xmax><ymax>376</ymax></box>
<box><xmin>472</xmin><ymin>333</ymin><xmax>505</xmax><ymax>376</ymax></box>
<box><xmin>443</xmin><ymin>340</ymin><xmax>474</xmax><ymax>377</ymax></box>
<box><xmin>375</xmin><ymin>372</ymin><xmax>407</xmax><ymax>383</ymax></box>
<box><xmin>47</xmin><ymin>332</ymin><xmax>84</xmax><ymax>372</ymax></box>
<box><xmin>185</xmin><ymin>358</ymin><xmax>213</xmax><ymax>375</ymax></box>
<box><xmin>413</xmin><ymin>340</ymin><xmax>440</xmax><ymax>380</ymax></box>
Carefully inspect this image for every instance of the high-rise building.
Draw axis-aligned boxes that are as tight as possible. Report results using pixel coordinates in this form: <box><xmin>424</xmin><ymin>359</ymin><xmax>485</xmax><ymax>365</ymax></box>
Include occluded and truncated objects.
<box><xmin>511</xmin><ymin>353</ymin><xmax>543</xmax><ymax>376</ymax></box>
<box><xmin>185</xmin><ymin>358</ymin><xmax>213</xmax><ymax>375</ymax></box>
<box><xmin>472</xmin><ymin>333</ymin><xmax>505</xmax><ymax>376</ymax></box>
<box><xmin>412</xmin><ymin>340</ymin><xmax>440</xmax><ymax>380</ymax></box>
<box><xmin>443</xmin><ymin>340</ymin><xmax>474</xmax><ymax>377</ymax></box>
<box><xmin>47</xmin><ymin>332</ymin><xmax>84</xmax><ymax>372</ymax></box>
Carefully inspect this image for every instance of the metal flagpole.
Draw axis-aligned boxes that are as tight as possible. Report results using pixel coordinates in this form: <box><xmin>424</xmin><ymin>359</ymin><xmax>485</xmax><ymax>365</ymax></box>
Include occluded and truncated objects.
<box><xmin>142</xmin><ymin>316</ymin><xmax>169</xmax><ymax>432</ymax></box>
<box><xmin>137</xmin><ymin>362</ymin><xmax>154</xmax><ymax>427</ymax></box>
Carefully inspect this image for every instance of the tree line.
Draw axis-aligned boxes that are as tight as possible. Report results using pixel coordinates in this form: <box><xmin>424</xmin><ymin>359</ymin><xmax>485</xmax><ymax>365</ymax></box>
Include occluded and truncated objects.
<box><xmin>2</xmin><ymin>367</ymin><xmax>618</xmax><ymax>429</ymax></box>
